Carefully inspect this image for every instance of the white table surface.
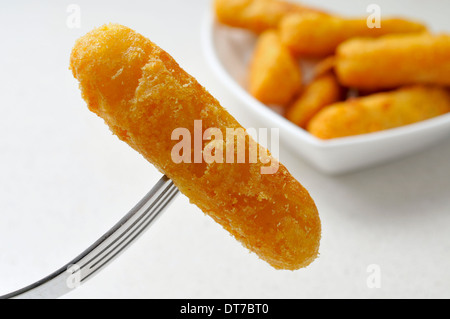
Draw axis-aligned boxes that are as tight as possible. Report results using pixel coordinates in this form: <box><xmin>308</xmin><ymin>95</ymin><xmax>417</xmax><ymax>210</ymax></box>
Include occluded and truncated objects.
<box><xmin>0</xmin><ymin>0</ymin><xmax>449</xmax><ymax>299</ymax></box>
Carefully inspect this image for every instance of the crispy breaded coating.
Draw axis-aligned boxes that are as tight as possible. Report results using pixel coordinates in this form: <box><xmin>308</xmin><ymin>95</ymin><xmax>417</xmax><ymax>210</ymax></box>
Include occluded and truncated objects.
<box><xmin>249</xmin><ymin>30</ymin><xmax>302</xmax><ymax>106</ymax></box>
<box><xmin>214</xmin><ymin>0</ymin><xmax>325</xmax><ymax>33</ymax></box>
<box><xmin>335</xmin><ymin>33</ymin><xmax>450</xmax><ymax>90</ymax></box>
<box><xmin>286</xmin><ymin>73</ymin><xmax>343</xmax><ymax>128</ymax></box>
<box><xmin>280</xmin><ymin>13</ymin><xmax>426</xmax><ymax>57</ymax></box>
<box><xmin>70</xmin><ymin>24</ymin><xmax>321</xmax><ymax>270</ymax></box>
<box><xmin>308</xmin><ymin>85</ymin><xmax>450</xmax><ymax>139</ymax></box>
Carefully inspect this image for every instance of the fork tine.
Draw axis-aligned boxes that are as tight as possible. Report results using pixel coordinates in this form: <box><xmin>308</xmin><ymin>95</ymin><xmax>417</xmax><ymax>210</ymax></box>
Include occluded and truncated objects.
<box><xmin>81</xmin><ymin>183</ymin><xmax>179</xmax><ymax>282</ymax></box>
<box><xmin>1</xmin><ymin>175</ymin><xmax>179</xmax><ymax>299</ymax></box>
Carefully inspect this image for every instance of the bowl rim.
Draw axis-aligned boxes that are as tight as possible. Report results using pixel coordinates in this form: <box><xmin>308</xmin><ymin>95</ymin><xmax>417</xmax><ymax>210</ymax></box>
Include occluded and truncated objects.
<box><xmin>201</xmin><ymin>11</ymin><xmax>450</xmax><ymax>150</ymax></box>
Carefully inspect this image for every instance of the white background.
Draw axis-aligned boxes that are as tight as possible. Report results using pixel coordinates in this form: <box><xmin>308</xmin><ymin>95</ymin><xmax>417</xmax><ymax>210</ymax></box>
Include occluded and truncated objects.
<box><xmin>0</xmin><ymin>0</ymin><xmax>449</xmax><ymax>299</ymax></box>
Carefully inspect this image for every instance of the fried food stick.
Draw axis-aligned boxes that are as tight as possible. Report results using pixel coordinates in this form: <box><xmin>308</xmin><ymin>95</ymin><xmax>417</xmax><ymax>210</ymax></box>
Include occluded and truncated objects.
<box><xmin>280</xmin><ymin>13</ymin><xmax>426</xmax><ymax>57</ymax></box>
<box><xmin>214</xmin><ymin>0</ymin><xmax>325</xmax><ymax>33</ymax></box>
<box><xmin>249</xmin><ymin>30</ymin><xmax>302</xmax><ymax>106</ymax></box>
<box><xmin>335</xmin><ymin>33</ymin><xmax>450</xmax><ymax>90</ymax></box>
<box><xmin>70</xmin><ymin>24</ymin><xmax>321</xmax><ymax>270</ymax></box>
<box><xmin>308</xmin><ymin>85</ymin><xmax>450</xmax><ymax>139</ymax></box>
<box><xmin>286</xmin><ymin>73</ymin><xmax>343</xmax><ymax>128</ymax></box>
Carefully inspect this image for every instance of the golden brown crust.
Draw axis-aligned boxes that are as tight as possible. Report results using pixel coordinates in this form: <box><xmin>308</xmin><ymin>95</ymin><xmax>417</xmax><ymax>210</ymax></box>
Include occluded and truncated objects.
<box><xmin>286</xmin><ymin>73</ymin><xmax>343</xmax><ymax>128</ymax></box>
<box><xmin>280</xmin><ymin>13</ymin><xmax>426</xmax><ymax>57</ymax></box>
<box><xmin>307</xmin><ymin>85</ymin><xmax>450</xmax><ymax>139</ymax></box>
<box><xmin>335</xmin><ymin>33</ymin><xmax>450</xmax><ymax>90</ymax></box>
<box><xmin>249</xmin><ymin>30</ymin><xmax>302</xmax><ymax>106</ymax></box>
<box><xmin>214</xmin><ymin>0</ymin><xmax>325</xmax><ymax>33</ymax></box>
<box><xmin>71</xmin><ymin>24</ymin><xmax>321</xmax><ymax>270</ymax></box>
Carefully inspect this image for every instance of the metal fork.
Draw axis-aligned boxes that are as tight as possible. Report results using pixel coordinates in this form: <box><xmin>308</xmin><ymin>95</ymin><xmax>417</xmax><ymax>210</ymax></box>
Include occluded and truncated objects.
<box><xmin>1</xmin><ymin>175</ymin><xmax>179</xmax><ymax>299</ymax></box>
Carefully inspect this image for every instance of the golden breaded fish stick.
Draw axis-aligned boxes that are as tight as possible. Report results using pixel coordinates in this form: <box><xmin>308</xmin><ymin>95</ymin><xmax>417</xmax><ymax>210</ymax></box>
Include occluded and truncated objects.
<box><xmin>308</xmin><ymin>86</ymin><xmax>450</xmax><ymax>139</ymax></box>
<box><xmin>70</xmin><ymin>24</ymin><xmax>321</xmax><ymax>270</ymax></box>
<box><xmin>336</xmin><ymin>33</ymin><xmax>450</xmax><ymax>90</ymax></box>
<box><xmin>286</xmin><ymin>73</ymin><xmax>343</xmax><ymax>128</ymax></box>
<box><xmin>249</xmin><ymin>30</ymin><xmax>302</xmax><ymax>106</ymax></box>
<box><xmin>214</xmin><ymin>0</ymin><xmax>325</xmax><ymax>33</ymax></box>
<box><xmin>280</xmin><ymin>13</ymin><xmax>426</xmax><ymax>56</ymax></box>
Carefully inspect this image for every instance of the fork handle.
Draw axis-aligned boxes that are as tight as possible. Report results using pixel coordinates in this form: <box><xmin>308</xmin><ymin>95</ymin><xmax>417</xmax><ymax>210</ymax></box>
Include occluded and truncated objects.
<box><xmin>1</xmin><ymin>175</ymin><xmax>179</xmax><ymax>299</ymax></box>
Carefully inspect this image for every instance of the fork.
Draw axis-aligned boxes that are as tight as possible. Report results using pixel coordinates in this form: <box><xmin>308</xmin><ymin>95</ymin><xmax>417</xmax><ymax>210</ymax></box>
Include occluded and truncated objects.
<box><xmin>1</xmin><ymin>175</ymin><xmax>179</xmax><ymax>299</ymax></box>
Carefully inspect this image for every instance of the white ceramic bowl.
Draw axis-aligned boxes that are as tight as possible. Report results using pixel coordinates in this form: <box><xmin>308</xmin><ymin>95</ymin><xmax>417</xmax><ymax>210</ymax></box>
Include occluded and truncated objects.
<box><xmin>202</xmin><ymin>12</ymin><xmax>450</xmax><ymax>175</ymax></box>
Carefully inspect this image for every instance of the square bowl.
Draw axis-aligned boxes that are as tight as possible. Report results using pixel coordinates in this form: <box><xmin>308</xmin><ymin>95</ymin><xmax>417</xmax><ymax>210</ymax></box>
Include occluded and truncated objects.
<box><xmin>201</xmin><ymin>11</ymin><xmax>450</xmax><ymax>175</ymax></box>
